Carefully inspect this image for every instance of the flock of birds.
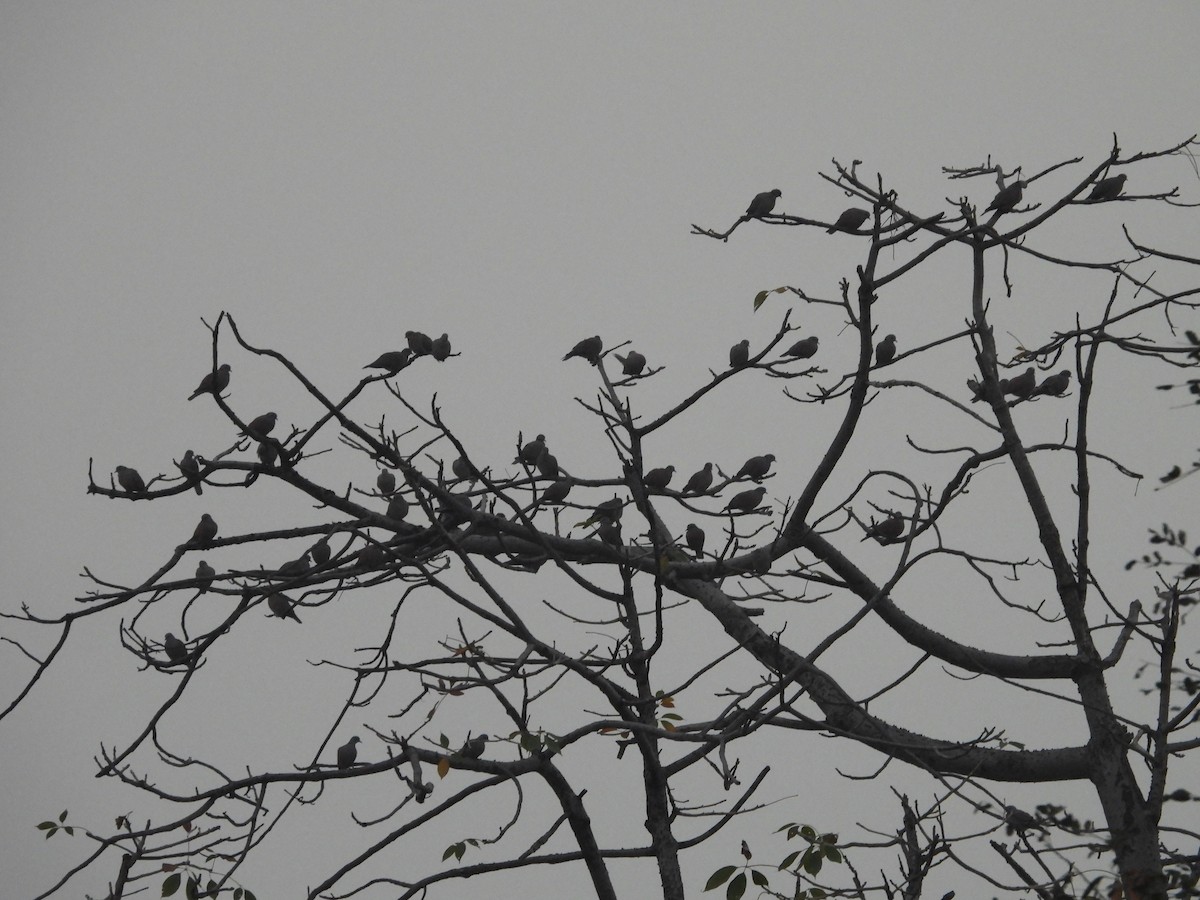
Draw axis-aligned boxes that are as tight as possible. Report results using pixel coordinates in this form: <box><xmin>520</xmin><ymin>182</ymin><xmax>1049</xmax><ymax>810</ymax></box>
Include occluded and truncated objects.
<box><xmin>119</xmin><ymin>174</ymin><xmax>1108</xmax><ymax>770</ymax></box>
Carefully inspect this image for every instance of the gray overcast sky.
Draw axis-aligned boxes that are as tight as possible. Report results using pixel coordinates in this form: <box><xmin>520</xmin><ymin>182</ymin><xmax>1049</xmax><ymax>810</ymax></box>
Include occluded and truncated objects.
<box><xmin>2</xmin><ymin>4</ymin><xmax>1199</xmax><ymax>897</ymax></box>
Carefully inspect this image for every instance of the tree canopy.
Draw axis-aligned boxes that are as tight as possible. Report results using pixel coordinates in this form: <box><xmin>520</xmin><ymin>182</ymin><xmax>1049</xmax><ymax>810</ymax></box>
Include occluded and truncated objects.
<box><xmin>7</xmin><ymin>136</ymin><xmax>1200</xmax><ymax>900</ymax></box>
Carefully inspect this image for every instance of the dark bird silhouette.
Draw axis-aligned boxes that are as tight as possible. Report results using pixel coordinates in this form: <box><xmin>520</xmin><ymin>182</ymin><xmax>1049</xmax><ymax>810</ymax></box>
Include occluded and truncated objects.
<box><xmin>387</xmin><ymin>494</ymin><xmax>410</xmax><ymax>521</ymax></box>
<box><xmin>267</xmin><ymin>592</ymin><xmax>301</xmax><ymax>622</ymax></box>
<box><xmin>195</xmin><ymin>560</ymin><xmax>215</xmax><ymax>593</ymax></box>
<box><xmin>724</xmin><ymin>486</ymin><xmax>766</xmax><ymax>513</ymax></box>
<box><xmin>431</xmin><ymin>333</ymin><xmax>452</xmax><ymax>361</ymax></box>
<box><xmin>1086</xmin><ymin>173</ymin><xmax>1126</xmax><ymax>202</ymax></box>
<box><xmin>1003</xmin><ymin>805</ymin><xmax>1044</xmax><ymax>835</ymax></box>
<box><xmin>337</xmin><ymin>736</ymin><xmax>361</xmax><ymax>770</ymax></box>
<box><xmin>365</xmin><ymin>350</ymin><xmax>412</xmax><ymax>373</ymax></box>
<box><xmin>1033</xmin><ymin>370</ymin><xmax>1071</xmax><ymax>397</ymax></box>
<box><xmin>729</xmin><ymin>339</ymin><xmax>750</xmax><ymax>369</ymax></box>
<box><xmin>985</xmin><ymin>179</ymin><xmax>1024</xmax><ymax>215</ymax></box>
<box><xmin>115</xmin><ymin>465</ymin><xmax>146</xmax><ymax>495</ymax></box>
<box><xmin>517</xmin><ymin>434</ymin><xmax>547</xmax><ymax>465</ymax></box>
<box><xmin>459</xmin><ymin>733</ymin><xmax>488</xmax><ymax>760</ymax></box>
<box><xmin>746</xmin><ymin>189</ymin><xmax>782</xmax><ymax>219</ymax></box>
<box><xmin>966</xmin><ymin>378</ymin><xmax>986</xmax><ymax>403</ymax></box>
<box><xmin>256</xmin><ymin>441</ymin><xmax>278</xmax><ymax>467</ymax></box>
<box><xmin>452</xmin><ymin>456</ymin><xmax>480</xmax><ymax>482</ymax></box>
<box><xmin>563</xmin><ymin>335</ymin><xmax>603</xmax><ymax>365</ymax></box>
<box><xmin>177</xmin><ymin>449</ymin><xmax>203</xmax><ymax>495</ymax></box>
<box><xmin>406</xmin><ymin>331</ymin><xmax>434</xmax><ymax>356</ymax></box>
<box><xmin>190</xmin><ymin>513</ymin><xmax>218</xmax><ymax>546</ymax></box>
<box><xmin>862</xmin><ymin>513</ymin><xmax>905</xmax><ymax>543</ymax></box>
<box><xmin>826</xmin><ymin>207</ymin><xmax>870</xmax><ymax>234</ymax></box>
<box><xmin>1005</xmin><ymin>367</ymin><xmax>1036</xmax><ymax>400</ymax></box>
<box><xmin>188</xmin><ymin>363</ymin><xmax>231</xmax><ymax>401</ymax></box>
<box><xmin>536</xmin><ymin>449</ymin><xmax>560</xmax><ymax>480</ymax></box>
<box><xmin>310</xmin><ymin>537</ymin><xmax>331</xmax><ymax>566</ymax></box>
<box><xmin>735</xmin><ymin>454</ymin><xmax>775</xmax><ymax>481</ymax></box>
<box><xmin>875</xmin><ymin>334</ymin><xmax>897</xmax><ymax>367</ymax></box>
<box><xmin>685</xmin><ymin>523</ymin><xmax>705</xmax><ymax>557</ymax></box>
<box><xmin>615</xmin><ymin>350</ymin><xmax>646</xmax><ymax>376</ymax></box>
<box><xmin>682</xmin><ymin>462</ymin><xmax>714</xmax><ymax>495</ymax></box>
<box><xmin>276</xmin><ymin>552</ymin><xmax>311</xmax><ymax>578</ymax></box>
<box><xmin>243</xmin><ymin>412</ymin><xmax>277</xmax><ymax>441</ymax></box>
<box><xmin>643</xmin><ymin>465</ymin><xmax>675</xmax><ymax>492</ymax></box>
<box><xmin>596</xmin><ymin>518</ymin><xmax>622</xmax><ymax>545</ymax></box>
<box><xmin>539</xmin><ymin>479</ymin><xmax>572</xmax><ymax>505</ymax></box>
<box><xmin>783</xmin><ymin>336</ymin><xmax>819</xmax><ymax>359</ymax></box>
<box><xmin>163</xmin><ymin>633</ymin><xmax>189</xmax><ymax>664</ymax></box>
<box><xmin>377</xmin><ymin>469</ymin><xmax>396</xmax><ymax>495</ymax></box>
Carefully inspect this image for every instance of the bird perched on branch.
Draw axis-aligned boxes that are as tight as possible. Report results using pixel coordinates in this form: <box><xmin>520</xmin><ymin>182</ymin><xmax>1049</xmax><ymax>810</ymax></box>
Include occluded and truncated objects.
<box><xmin>517</xmin><ymin>434</ymin><xmax>547</xmax><ymax>465</ymax></box>
<box><xmin>188</xmin><ymin>363</ymin><xmax>231</xmax><ymax>401</ymax></box>
<box><xmin>163</xmin><ymin>633</ymin><xmax>189</xmax><ymax>664</ymax></box>
<box><xmin>536</xmin><ymin>449</ymin><xmax>560</xmax><ymax>480</ymax></box>
<box><xmin>406</xmin><ymin>331</ymin><xmax>434</xmax><ymax>356</ymax></box>
<box><xmin>985</xmin><ymin>177</ymin><xmax>1024</xmax><ymax>215</ymax></box>
<box><xmin>862</xmin><ymin>513</ymin><xmax>905</xmax><ymax>543</ymax></box>
<box><xmin>458</xmin><ymin>733</ymin><xmax>488</xmax><ymax>760</ymax></box>
<box><xmin>729</xmin><ymin>339</ymin><xmax>750</xmax><ymax>369</ymax></box>
<box><xmin>563</xmin><ymin>335</ymin><xmax>603</xmax><ymax>365</ymax></box>
<box><xmin>177</xmin><ymin>449</ymin><xmax>203</xmax><ymax>495</ymax></box>
<box><xmin>452</xmin><ymin>456</ymin><xmax>480</xmax><ymax>483</ymax></box>
<box><xmin>386</xmin><ymin>494</ymin><xmax>410</xmax><ymax>521</ymax></box>
<box><xmin>195</xmin><ymin>560</ymin><xmax>215</xmax><ymax>593</ymax></box>
<box><xmin>267</xmin><ymin>592</ymin><xmax>301</xmax><ymax>622</ymax></box>
<box><xmin>875</xmin><ymin>334</ymin><xmax>897</xmax><ymax>367</ymax></box>
<box><xmin>614</xmin><ymin>350</ymin><xmax>646</xmax><ymax>376</ymax></box>
<box><xmin>276</xmin><ymin>552</ymin><xmax>311</xmax><ymax>578</ymax></box>
<box><xmin>256</xmin><ymin>441</ymin><xmax>278</xmax><ymax>467</ymax></box>
<box><xmin>539</xmin><ymin>479</ymin><xmax>572</xmax><ymax>505</ymax></box>
<box><xmin>1003</xmin><ymin>805</ymin><xmax>1044</xmax><ymax>835</ymax></box>
<box><xmin>1033</xmin><ymin>370</ymin><xmax>1072</xmax><ymax>397</ymax></box>
<box><xmin>724</xmin><ymin>486</ymin><xmax>766</xmax><ymax>514</ymax></box>
<box><xmin>115</xmin><ymin>465</ymin><xmax>146</xmax><ymax>495</ymax></box>
<box><xmin>190</xmin><ymin>513</ymin><xmax>218</xmax><ymax>546</ymax></box>
<box><xmin>377</xmin><ymin>469</ymin><xmax>396</xmax><ymax>495</ymax></box>
<box><xmin>783</xmin><ymin>336</ymin><xmax>819</xmax><ymax>359</ymax></box>
<box><xmin>1004</xmin><ymin>367</ymin><xmax>1036</xmax><ymax>400</ymax></box>
<box><xmin>826</xmin><ymin>207</ymin><xmax>870</xmax><ymax>234</ymax></box>
<box><xmin>682</xmin><ymin>462</ymin><xmax>714</xmax><ymax>495</ymax></box>
<box><xmin>685</xmin><ymin>523</ymin><xmax>705</xmax><ymax>557</ymax></box>
<box><xmin>1085</xmin><ymin>173</ymin><xmax>1126</xmax><ymax>202</ymax></box>
<box><xmin>243</xmin><ymin>412</ymin><xmax>277</xmax><ymax>441</ymax></box>
<box><xmin>431</xmin><ymin>333</ymin><xmax>452</xmax><ymax>361</ymax></box>
<box><xmin>337</xmin><ymin>736</ymin><xmax>361</xmax><ymax>770</ymax></box>
<box><xmin>310</xmin><ymin>537</ymin><xmax>331</xmax><ymax>566</ymax></box>
<box><xmin>364</xmin><ymin>350</ymin><xmax>412</xmax><ymax>373</ymax></box>
<box><xmin>746</xmin><ymin>189</ymin><xmax>782</xmax><ymax>219</ymax></box>
<box><xmin>735</xmin><ymin>454</ymin><xmax>775</xmax><ymax>481</ymax></box>
<box><xmin>643</xmin><ymin>465</ymin><xmax>675</xmax><ymax>492</ymax></box>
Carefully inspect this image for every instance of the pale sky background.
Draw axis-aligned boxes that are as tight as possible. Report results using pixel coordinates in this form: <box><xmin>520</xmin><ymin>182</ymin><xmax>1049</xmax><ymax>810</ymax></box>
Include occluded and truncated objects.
<box><xmin>3</xmin><ymin>4</ymin><xmax>1199</xmax><ymax>898</ymax></box>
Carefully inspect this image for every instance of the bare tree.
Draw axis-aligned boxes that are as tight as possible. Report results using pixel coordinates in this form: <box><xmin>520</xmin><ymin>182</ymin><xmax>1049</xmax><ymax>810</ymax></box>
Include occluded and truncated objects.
<box><xmin>7</xmin><ymin>136</ymin><xmax>1200</xmax><ymax>900</ymax></box>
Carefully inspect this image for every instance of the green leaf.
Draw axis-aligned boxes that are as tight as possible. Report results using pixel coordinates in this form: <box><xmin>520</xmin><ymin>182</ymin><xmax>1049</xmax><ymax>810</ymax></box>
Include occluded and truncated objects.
<box><xmin>442</xmin><ymin>843</ymin><xmax>459</xmax><ymax>861</ymax></box>
<box><xmin>800</xmin><ymin>825</ymin><xmax>817</xmax><ymax>841</ymax></box>
<box><xmin>803</xmin><ymin>850</ymin><xmax>823</xmax><ymax>876</ymax></box>
<box><xmin>36</xmin><ymin>821</ymin><xmax>55</xmax><ymax>831</ymax></box>
<box><xmin>824</xmin><ymin>846</ymin><xmax>843</xmax><ymax>863</ymax></box>
<box><xmin>520</xmin><ymin>733</ymin><xmax>540</xmax><ymax>753</ymax></box>
<box><xmin>186</xmin><ymin>875</ymin><xmax>200</xmax><ymax>900</ymax></box>
<box><xmin>704</xmin><ymin>865</ymin><xmax>735</xmax><ymax>890</ymax></box>
<box><xmin>811</xmin><ymin>890</ymin><xmax>827</xmax><ymax>899</ymax></box>
<box><xmin>58</xmin><ymin>810</ymin><xmax>69</xmax><ymax>823</ymax></box>
<box><xmin>233</xmin><ymin>891</ymin><xmax>243</xmax><ymax>900</ymax></box>
<box><xmin>751</xmin><ymin>869</ymin><xmax>769</xmax><ymax>887</ymax></box>
<box><xmin>162</xmin><ymin>872</ymin><xmax>181</xmax><ymax>897</ymax></box>
<box><xmin>726</xmin><ymin>871</ymin><xmax>747</xmax><ymax>900</ymax></box>
<box><xmin>64</xmin><ymin>826</ymin><xmax>75</xmax><ymax>836</ymax></box>
<box><xmin>754</xmin><ymin>290</ymin><xmax>769</xmax><ymax>311</ymax></box>
<box><xmin>779</xmin><ymin>850</ymin><xmax>800</xmax><ymax>869</ymax></box>
<box><xmin>44</xmin><ymin>826</ymin><xmax>57</xmax><ymax>839</ymax></box>
<box><xmin>244</xmin><ymin>891</ymin><xmax>257</xmax><ymax>900</ymax></box>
